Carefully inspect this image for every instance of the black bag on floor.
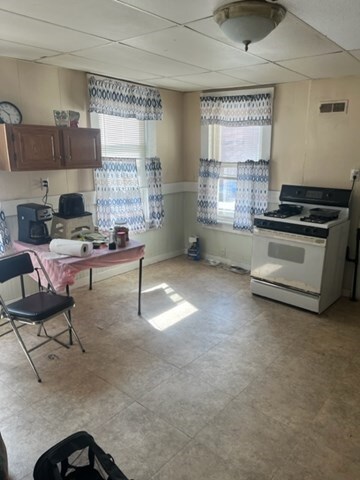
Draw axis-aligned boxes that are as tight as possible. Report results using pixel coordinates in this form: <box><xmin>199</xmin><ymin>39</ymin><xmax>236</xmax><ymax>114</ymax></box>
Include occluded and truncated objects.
<box><xmin>33</xmin><ymin>431</ymin><xmax>131</xmax><ymax>480</ymax></box>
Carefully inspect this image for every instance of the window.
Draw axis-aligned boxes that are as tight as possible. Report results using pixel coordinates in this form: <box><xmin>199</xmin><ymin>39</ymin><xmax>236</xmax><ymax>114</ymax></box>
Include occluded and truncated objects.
<box><xmin>90</xmin><ymin>112</ymin><xmax>157</xmax><ymax>221</ymax></box>
<box><xmin>91</xmin><ymin>113</ymin><xmax>156</xmax><ymax>159</ymax></box>
<box><xmin>204</xmin><ymin>121</ymin><xmax>271</xmax><ymax>223</ymax></box>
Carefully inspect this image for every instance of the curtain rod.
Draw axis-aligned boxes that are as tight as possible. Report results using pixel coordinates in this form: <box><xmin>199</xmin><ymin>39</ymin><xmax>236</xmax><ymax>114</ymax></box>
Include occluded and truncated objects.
<box><xmin>87</xmin><ymin>71</ymin><xmax>158</xmax><ymax>90</ymax></box>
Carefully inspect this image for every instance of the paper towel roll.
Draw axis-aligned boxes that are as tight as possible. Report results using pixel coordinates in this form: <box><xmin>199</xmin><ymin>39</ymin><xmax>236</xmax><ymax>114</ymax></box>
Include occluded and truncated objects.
<box><xmin>49</xmin><ymin>239</ymin><xmax>93</xmax><ymax>257</ymax></box>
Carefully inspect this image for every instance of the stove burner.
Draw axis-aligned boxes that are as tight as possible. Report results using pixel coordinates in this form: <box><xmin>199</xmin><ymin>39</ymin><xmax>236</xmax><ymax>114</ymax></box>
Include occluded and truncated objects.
<box><xmin>264</xmin><ymin>204</ymin><xmax>303</xmax><ymax>219</ymax></box>
<box><xmin>300</xmin><ymin>208</ymin><xmax>340</xmax><ymax>224</ymax></box>
<box><xmin>300</xmin><ymin>216</ymin><xmax>331</xmax><ymax>224</ymax></box>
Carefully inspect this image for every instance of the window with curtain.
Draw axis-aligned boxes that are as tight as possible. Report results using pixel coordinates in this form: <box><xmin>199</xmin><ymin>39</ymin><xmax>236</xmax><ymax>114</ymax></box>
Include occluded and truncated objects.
<box><xmin>198</xmin><ymin>89</ymin><xmax>272</xmax><ymax>231</ymax></box>
<box><xmin>88</xmin><ymin>74</ymin><xmax>164</xmax><ymax>232</ymax></box>
<box><xmin>91</xmin><ymin>112</ymin><xmax>155</xmax><ymax>226</ymax></box>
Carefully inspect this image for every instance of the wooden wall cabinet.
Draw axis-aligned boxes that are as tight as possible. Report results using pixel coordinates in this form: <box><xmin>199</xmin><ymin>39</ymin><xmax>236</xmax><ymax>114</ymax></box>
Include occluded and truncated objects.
<box><xmin>0</xmin><ymin>124</ymin><xmax>102</xmax><ymax>171</ymax></box>
<box><xmin>62</xmin><ymin>128</ymin><xmax>102</xmax><ymax>169</ymax></box>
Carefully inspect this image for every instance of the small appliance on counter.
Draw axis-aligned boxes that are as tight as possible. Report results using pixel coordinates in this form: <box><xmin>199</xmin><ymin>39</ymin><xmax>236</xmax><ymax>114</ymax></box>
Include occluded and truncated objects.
<box><xmin>58</xmin><ymin>193</ymin><xmax>87</xmax><ymax>218</ymax></box>
<box><xmin>51</xmin><ymin>193</ymin><xmax>94</xmax><ymax>240</ymax></box>
<box><xmin>17</xmin><ymin>203</ymin><xmax>52</xmax><ymax>244</ymax></box>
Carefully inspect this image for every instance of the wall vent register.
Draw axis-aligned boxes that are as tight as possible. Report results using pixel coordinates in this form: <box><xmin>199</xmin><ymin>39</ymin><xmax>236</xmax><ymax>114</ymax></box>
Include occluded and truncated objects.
<box><xmin>319</xmin><ymin>100</ymin><xmax>348</xmax><ymax>114</ymax></box>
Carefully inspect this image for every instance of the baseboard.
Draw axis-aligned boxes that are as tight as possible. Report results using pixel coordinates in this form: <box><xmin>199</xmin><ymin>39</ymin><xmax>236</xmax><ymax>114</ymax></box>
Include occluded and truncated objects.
<box><xmin>204</xmin><ymin>253</ymin><xmax>251</xmax><ymax>271</ymax></box>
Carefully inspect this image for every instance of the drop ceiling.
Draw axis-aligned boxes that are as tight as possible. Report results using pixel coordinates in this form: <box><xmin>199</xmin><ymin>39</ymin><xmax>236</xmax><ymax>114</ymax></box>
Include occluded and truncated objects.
<box><xmin>1</xmin><ymin>0</ymin><xmax>360</xmax><ymax>91</ymax></box>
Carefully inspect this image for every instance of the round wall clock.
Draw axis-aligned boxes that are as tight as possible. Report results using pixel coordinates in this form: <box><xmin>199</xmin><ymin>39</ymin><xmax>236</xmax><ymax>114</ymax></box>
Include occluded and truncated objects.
<box><xmin>0</xmin><ymin>101</ymin><xmax>22</xmax><ymax>124</ymax></box>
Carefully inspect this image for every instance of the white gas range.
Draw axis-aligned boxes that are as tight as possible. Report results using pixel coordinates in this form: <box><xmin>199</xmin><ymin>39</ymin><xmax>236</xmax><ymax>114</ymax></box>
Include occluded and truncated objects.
<box><xmin>250</xmin><ymin>185</ymin><xmax>351</xmax><ymax>313</ymax></box>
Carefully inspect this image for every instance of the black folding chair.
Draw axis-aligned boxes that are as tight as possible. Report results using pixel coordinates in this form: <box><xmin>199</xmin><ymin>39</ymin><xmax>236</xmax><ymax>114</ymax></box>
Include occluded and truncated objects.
<box><xmin>0</xmin><ymin>249</ymin><xmax>85</xmax><ymax>382</ymax></box>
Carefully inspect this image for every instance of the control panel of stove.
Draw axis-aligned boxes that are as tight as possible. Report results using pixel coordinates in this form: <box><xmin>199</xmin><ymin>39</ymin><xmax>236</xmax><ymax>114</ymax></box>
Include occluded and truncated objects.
<box><xmin>254</xmin><ymin>218</ymin><xmax>329</xmax><ymax>238</ymax></box>
<box><xmin>280</xmin><ymin>185</ymin><xmax>351</xmax><ymax>207</ymax></box>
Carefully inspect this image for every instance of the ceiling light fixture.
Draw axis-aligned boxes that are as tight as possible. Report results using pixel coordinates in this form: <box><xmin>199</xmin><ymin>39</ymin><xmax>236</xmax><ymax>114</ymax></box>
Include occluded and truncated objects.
<box><xmin>214</xmin><ymin>0</ymin><xmax>286</xmax><ymax>52</ymax></box>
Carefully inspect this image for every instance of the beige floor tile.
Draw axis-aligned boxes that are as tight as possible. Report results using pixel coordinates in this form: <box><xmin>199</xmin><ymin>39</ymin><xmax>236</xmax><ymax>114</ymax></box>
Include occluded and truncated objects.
<box><xmin>239</xmin><ymin>370</ymin><xmax>329</xmax><ymax>429</ymax></box>
<box><xmin>196</xmin><ymin>397</ymin><xmax>298</xmax><ymax>478</ymax></box>
<box><xmin>135</xmin><ymin>321</ymin><xmax>228</xmax><ymax>368</ymax></box>
<box><xmin>309</xmin><ymin>395</ymin><xmax>360</xmax><ymax>463</ymax></box>
<box><xmin>84</xmin><ymin>343</ymin><xmax>179</xmax><ymax>399</ymax></box>
<box><xmin>32</xmin><ymin>373</ymin><xmax>133</xmax><ymax>432</ymax></box>
<box><xmin>153</xmin><ymin>440</ymin><xmax>268</xmax><ymax>480</ymax></box>
<box><xmin>2</xmin><ymin>410</ymin><xmax>65</xmax><ymax>480</ymax></box>
<box><xmin>183</xmin><ymin>339</ymin><xmax>266</xmax><ymax>396</ymax></box>
<box><xmin>274</xmin><ymin>432</ymin><xmax>360</xmax><ymax>480</ymax></box>
<box><xmin>92</xmin><ymin>402</ymin><xmax>189</xmax><ymax>480</ymax></box>
<box><xmin>138</xmin><ymin>371</ymin><xmax>232</xmax><ymax>437</ymax></box>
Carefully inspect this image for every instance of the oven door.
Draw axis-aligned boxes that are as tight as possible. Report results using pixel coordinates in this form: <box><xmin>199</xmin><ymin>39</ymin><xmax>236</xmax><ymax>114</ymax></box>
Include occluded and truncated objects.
<box><xmin>251</xmin><ymin>227</ymin><xmax>326</xmax><ymax>294</ymax></box>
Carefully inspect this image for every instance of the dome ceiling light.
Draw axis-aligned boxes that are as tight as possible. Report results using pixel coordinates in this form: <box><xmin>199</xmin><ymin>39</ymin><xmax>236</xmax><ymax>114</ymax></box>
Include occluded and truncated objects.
<box><xmin>214</xmin><ymin>0</ymin><xmax>286</xmax><ymax>52</ymax></box>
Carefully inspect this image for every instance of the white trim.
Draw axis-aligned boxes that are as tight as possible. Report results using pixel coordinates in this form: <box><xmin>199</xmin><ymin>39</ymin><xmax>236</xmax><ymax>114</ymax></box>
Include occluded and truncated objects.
<box><xmin>0</xmin><ymin>185</ymin><xmax>278</xmax><ymax>216</ymax></box>
<box><xmin>162</xmin><ymin>182</ymin><xmax>187</xmax><ymax>195</ymax></box>
<box><xmin>202</xmin><ymin>222</ymin><xmax>252</xmax><ymax>237</ymax></box>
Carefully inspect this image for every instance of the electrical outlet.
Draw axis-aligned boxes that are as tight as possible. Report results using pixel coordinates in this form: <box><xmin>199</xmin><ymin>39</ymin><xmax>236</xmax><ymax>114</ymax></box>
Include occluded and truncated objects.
<box><xmin>40</xmin><ymin>178</ymin><xmax>49</xmax><ymax>190</ymax></box>
<box><xmin>350</xmin><ymin>169</ymin><xmax>360</xmax><ymax>182</ymax></box>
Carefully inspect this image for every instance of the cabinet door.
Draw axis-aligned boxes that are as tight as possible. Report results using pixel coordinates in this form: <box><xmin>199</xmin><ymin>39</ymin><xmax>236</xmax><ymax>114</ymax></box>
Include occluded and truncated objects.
<box><xmin>62</xmin><ymin>128</ymin><xmax>102</xmax><ymax>168</ymax></box>
<box><xmin>12</xmin><ymin>125</ymin><xmax>62</xmax><ymax>170</ymax></box>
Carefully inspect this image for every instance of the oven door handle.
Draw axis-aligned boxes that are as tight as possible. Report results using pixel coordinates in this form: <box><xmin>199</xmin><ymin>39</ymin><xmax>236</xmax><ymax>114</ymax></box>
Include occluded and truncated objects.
<box><xmin>253</xmin><ymin>227</ymin><xmax>327</xmax><ymax>246</ymax></box>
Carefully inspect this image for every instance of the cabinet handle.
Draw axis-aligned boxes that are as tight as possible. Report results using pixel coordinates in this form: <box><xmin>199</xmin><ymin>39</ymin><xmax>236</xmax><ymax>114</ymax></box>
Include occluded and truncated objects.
<box><xmin>51</xmin><ymin>138</ymin><xmax>55</xmax><ymax>161</ymax></box>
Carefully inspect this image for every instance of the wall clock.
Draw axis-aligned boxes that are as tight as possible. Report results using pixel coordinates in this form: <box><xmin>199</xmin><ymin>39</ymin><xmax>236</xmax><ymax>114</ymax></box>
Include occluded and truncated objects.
<box><xmin>0</xmin><ymin>101</ymin><xmax>22</xmax><ymax>124</ymax></box>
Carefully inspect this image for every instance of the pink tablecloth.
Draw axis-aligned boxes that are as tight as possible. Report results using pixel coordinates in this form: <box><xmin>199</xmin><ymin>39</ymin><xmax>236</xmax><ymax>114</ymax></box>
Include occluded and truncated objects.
<box><xmin>13</xmin><ymin>239</ymin><xmax>145</xmax><ymax>292</ymax></box>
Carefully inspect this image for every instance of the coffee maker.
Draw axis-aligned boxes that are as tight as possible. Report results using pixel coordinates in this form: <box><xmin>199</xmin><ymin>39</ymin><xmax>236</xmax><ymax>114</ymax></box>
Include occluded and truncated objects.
<box><xmin>17</xmin><ymin>203</ymin><xmax>52</xmax><ymax>244</ymax></box>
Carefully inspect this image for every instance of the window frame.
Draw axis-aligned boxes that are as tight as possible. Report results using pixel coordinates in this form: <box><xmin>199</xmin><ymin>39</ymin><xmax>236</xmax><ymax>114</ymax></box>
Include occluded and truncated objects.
<box><xmin>201</xmin><ymin>87</ymin><xmax>273</xmax><ymax>225</ymax></box>
<box><xmin>90</xmin><ymin>112</ymin><xmax>157</xmax><ymax>223</ymax></box>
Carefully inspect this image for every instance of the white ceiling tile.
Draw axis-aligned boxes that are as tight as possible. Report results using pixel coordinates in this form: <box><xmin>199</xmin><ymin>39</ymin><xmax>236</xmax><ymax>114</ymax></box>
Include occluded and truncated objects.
<box><xmin>0</xmin><ymin>0</ymin><xmax>174</xmax><ymax>41</ymax></box>
<box><xmin>186</xmin><ymin>17</ymin><xmax>266</xmax><ymax>60</ymax></box>
<box><xmin>0</xmin><ymin>39</ymin><xmax>58</xmax><ymax>61</ymax></box>
<box><xmin>74</xmin><ymin>43</ymin><xmax>206</xmax><ymax>76</ymax></box>
<box><xmin>280</xmin><ymin>0</ymin><xmax>360</xmax><ymax>50</ymax></box>
<box><xmin>0</xmin><ymin>11</ymin><xmax>108</xmax><ymax>52</ymax></box>
<box><xmin>39</xmin><ymin>54</ymin><xmax>158</xmax><ymax>81</ymax></box>
<box><xmin>278</xmin><ymin>52</ymin><xmax>360</xmax><ymax>79</ymax></box>
<box><xmin>123</xmin><ymin>26</ymin><xmax>264</xmax><ymax>70</ymax></box>
<box><xmin>351</xmin><ymin>49</ymin><xmax>360</xmax><ymax>61</ymax></box>
<box><xmin>187</xmin><ymin>13</ymin><xmax>340</xmax><ymax>62</ymax></box>
<box><xmin>222</xmin><ymin>63</ymin><xmax>308</xmax><ymax>85</ymax></box>
<box><xmin>116</xmin><ymin>0</ymin><xmax>217</xmax><ymax>24</ymax></box>
<box><xmin>148</xmin><ymin>77</ymin><xmax>204</xmax><ymax>91</ymax></box>
<box><xmin>243</xmin><ymin>14</ymin><xmax>341</xmax><ymax>61</ymax></box>
<box><xmin>174</xmin><ymin>72</ymin><xmax>251</xmax><ymax>89</ymax></box>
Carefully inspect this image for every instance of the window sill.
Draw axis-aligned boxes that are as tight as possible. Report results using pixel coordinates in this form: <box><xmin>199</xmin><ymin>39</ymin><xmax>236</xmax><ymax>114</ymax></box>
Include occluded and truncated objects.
<box><xmin>202</xmin><ymin>222</ymin><xmax>252</xmax><ymax>236</ymax></box>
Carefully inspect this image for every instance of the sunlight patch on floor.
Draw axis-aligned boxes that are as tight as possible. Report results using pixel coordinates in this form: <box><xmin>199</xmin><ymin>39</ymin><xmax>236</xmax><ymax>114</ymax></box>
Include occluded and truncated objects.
<box><xmin>144</xmin><ymin>283</ymin><xmax>198</xmax><ymax>331</ymax></box>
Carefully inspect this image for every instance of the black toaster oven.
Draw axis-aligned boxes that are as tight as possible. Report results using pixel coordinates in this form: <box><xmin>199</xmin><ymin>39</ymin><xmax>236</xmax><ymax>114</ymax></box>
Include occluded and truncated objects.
<box><xmin>58</xmin><ymin>193</ymin><xmax>85</xmax><ymax>218</ymax></box>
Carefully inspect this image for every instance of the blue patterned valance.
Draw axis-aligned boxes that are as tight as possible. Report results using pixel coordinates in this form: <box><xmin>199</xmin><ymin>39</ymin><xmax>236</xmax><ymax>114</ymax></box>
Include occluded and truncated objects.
<box><xmin>200</xmin><ymin>93</ymin><xmax>272</xmax><ymax>127</ymax></box>
<box><xmin>88</xmin><ymin>74</ymin><xmax>163</xmax><ymax>121</ymax></box>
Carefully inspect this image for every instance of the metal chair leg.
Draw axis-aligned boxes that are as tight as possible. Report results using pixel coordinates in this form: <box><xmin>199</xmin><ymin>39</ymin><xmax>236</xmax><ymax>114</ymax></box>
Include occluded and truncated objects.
<box><xmin>63</xmin><ymin>312</ymin><xmax>85</xmax><ymax>353</ymax></box>
<box><xmin>10</xmin><ymin>319</ymin><xmax>42</xmax><ymax>382</ymax></box>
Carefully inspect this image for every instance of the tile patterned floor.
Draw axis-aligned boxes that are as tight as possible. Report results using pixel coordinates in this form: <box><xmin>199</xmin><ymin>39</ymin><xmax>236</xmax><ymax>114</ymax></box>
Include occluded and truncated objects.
<box><xmin>1</xmin><ymin>256</ymin><xmax>360</xmax><ymax>479</ymax></box>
